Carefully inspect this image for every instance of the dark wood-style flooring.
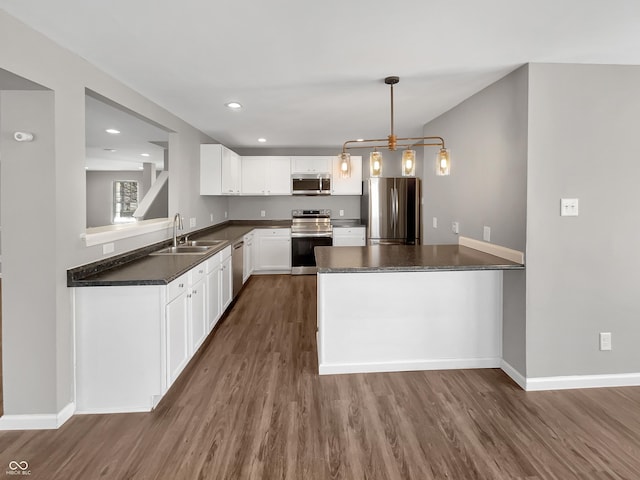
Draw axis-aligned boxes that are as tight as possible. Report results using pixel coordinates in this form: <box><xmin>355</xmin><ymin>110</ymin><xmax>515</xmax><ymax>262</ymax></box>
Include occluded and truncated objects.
<box><xmin>1</xmin><ymin>275</ymin><xmax>640</xmax><ymax>479</ymax></box>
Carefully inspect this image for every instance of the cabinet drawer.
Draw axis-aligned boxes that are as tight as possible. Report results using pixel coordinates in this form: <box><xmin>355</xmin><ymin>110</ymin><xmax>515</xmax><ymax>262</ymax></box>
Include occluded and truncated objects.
<box><xmin>206</xmin><ymin>251</ymin><xmax>221</xmax><ymax>272</ymax></box>
<box><xmin>167</xmin><ymin>273</ymin><xmax>188</xmax><ymax>302</ymax></box>
<box><xmin>256</xmin><ymin>228</ymin><xmax>291</xmax><ymax>237</ymax></box>
<box><xmin>333</xmin><ymin>227</ymin><xmax>365</xmax><ymax>237</ymax></box>
<box><xmin>220</xmin><ymin>245</ymin><xmax>232</xmax><ymax>261</ymax></box>
<box><xmin>189</xmin><ymin>262</ymin><xmax>207</xmax><ymax>285</ymax></box>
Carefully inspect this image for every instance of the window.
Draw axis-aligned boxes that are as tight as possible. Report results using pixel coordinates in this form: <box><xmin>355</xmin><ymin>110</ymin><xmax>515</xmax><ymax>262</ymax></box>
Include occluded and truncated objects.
<box><xmin>113</xmin><ymin>180</ymin><xmax>139</xmax><ymax>224</ymax></box>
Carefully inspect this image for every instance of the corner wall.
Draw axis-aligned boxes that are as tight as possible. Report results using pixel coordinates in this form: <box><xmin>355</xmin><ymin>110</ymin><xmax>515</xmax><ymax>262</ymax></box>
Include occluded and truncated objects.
<box><xmin>526</xmin><ymin>64</ymin><xmax>640</xmax><ymax>378</ymax></box>
<box><xmin>422</xmin><ymin>66</ymin><xmax>529</xmax><ymax>376</ymax></box>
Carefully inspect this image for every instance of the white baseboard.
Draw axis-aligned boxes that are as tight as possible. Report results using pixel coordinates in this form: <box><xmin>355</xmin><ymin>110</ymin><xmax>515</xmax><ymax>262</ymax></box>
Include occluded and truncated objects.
<box><xmin>75</xmin><ymin>405</ymin><xmax>152</xmax><ymax>415</ymax></box>
<box><xmin>319</xmin><ymin>357</ymin><xmax>501</xmax><ymax>375</ymax></box>
<box><xmin>500</xmin><ymin>360</ymin><xmax>527</xmax><ymax>390</ymax></box>
<box><xmin>0</xmin><ymin>402</ymin><xmax>75</xmax><ymax>431</ymax></box>
<box><xmin>525</xmin><ymin>372</ymin><xmax>640</xmax><ymax>391</ymax></box>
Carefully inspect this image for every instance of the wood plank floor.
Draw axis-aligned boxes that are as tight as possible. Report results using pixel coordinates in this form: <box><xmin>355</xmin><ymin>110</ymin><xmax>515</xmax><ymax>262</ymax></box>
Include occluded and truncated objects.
<box><xmin>2</xmin><ymin>275</ymin><xmax>640</xmax><ymax>479</ymax></box>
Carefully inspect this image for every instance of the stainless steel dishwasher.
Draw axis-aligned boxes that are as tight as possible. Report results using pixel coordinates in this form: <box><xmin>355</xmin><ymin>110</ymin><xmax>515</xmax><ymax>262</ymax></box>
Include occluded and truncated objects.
<box><xmin>231</xmin><ymin>240</ymin><xmax>244</xmax><ymax>299</ymax></box>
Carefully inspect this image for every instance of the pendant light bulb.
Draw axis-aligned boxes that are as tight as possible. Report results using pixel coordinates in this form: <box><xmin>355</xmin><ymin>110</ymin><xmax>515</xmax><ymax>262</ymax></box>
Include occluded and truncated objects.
<box><xmin>402</xmin><ymin>149</ymin><xmax>416</xmax><ymax>176</ymax></box>
<box><xmin>370</xmin><ymin>151</ymin><xmax>383</xmax><ymax>177</ymax></box>
<box><xmin>339</xmin><ymin>152</ymin><xmax>351</xmax><ymax>178</ymax></box>
<box><xmin>436</xmin><ymin>148</ymin><xmax>451</xmax><ymax>176</ymax></box>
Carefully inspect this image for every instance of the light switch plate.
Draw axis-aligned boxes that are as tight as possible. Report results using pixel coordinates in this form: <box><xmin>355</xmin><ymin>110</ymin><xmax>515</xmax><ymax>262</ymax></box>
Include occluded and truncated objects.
<box><xmin>189</xmin><ymin>217</ymin><xmax>196</xmax><ymax>228</ymax></box>
<box><xmin>260</xmin><ymin>210</ymin><xmax>266</xmax><ymax>217</ymax></box>
<box><xmin>600</xmin><ymin>332</ymin><xmax>612</xmax><ymax>351</ymax></box>
<box><xmin>561</xmin><ymin>198</ymin><xmax>579</xmax><ymax>216</ymax></box>
<box><xmin>339</xmin><ymin>209</ymin><xmax>344</xmax><ymax>217</ymax></box>
<box><xmin>483</xmin><ymin>226</ymin><xmax>491</xmax><ymax>242</ymax></box>
<box><xmin>432</xmin><ymin>217</ymin><xmax>438</xmax><ymax>229</ymax></box>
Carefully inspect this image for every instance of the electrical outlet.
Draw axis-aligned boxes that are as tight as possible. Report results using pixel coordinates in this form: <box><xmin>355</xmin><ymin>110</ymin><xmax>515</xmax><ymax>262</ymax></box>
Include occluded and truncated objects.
<box><xmin>483</xmin><ymin>226</ymin><xmax>491</xmax><ymax>242</ymax></box>
<box><xmin>600</xmin><ymin>332</ymin><xmax>612</xmax><ymax>351</ymax></box>
<box><xmin>102</xmin><ymin>243</ymin><xmax>114</xmax><ymax>255</ymax></box>
<box><xmin>210</xmin><ymin>213</ymin><xmax>214</xmax><ymax>222</ymax></box>
<box><xmin>260</xmin><ymin>210</ymin><xmax>266</xmax><ymax>217</ymax></box>
<box><xmin>432</xmin><ymin>217</ymin><xmax>438</xmax><ymax>228</ymax></box>
<box><xmin>189</xmin><ymin>217</ymin><xmax>196</xmax><ymax>228</ymax></box>
<box><xmin>452</xmin><ymin>221</ymin><xmax>459</xmax><ymax>234</ymax></box>
<box><xmin>339</xmin><ymin>209</ymin><xmax>344</xmax><ymax>217</ymax></box>
<box><xmin>561</xmin><ymin>198</ymin><xmax>579</xmax><ymax>216</ymax></box>
<box><xmin>224</xmin><ymin>211</ymin><xmax>228</xmax><ymax>219</ymax></box>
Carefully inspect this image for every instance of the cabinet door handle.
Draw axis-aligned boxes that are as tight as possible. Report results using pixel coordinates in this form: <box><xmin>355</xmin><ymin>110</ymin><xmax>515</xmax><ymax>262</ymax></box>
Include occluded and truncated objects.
<box><xmin>194</xmin><ymin>290</ymin><xmax>198</xmax><ymax>294</ymax></box>
<box><xmin>179</xmin><ymin>283</ymin><xmax>184</xmax><ymax>288</ymax></box>
<box><xmin>199</xmin><ymin>269</ymin><xmax>204</xmax><ymax>274</ymax></box>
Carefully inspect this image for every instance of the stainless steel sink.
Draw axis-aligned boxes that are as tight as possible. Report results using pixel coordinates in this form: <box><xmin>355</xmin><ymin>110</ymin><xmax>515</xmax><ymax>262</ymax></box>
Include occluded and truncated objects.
<box><xmin>183</xmin><ymin>239</ymin><xmax>226</xmax><ymax>247</ymax></box>
<box><xmin>151</xmin><ymin>245</ymin><xmax>213</xmax><ymax>255</ymax></box>
<box><xmin>150</xmin><ymin>239</ymin><xmax>227</xmax><ymax>255</ymax></box>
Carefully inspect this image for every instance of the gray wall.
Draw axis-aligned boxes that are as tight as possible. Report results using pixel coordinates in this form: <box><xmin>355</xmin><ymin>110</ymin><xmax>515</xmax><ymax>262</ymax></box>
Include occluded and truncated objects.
<box><xmin>526</xmin><ymin>64</ymin><xmax>640</xmax><ymax>377</ymax></box>
<box><xmin>0</xmin><ymin>10</ymin><xmax>227</xmax><ymax>415</ymax></box>
<box><xmin>1</xmin><ymin>90</ymin><xmax>58</xmax><ymax>414</ymax></box>
<box><xmin>421</xmin><ymin>66</ymin><xmax>528</xmax><ymax>250</ymax></box>
<box><xmin>422</xmin><ymin>66</ymin><xmax>529</xmax><ymax>375</ymax></box>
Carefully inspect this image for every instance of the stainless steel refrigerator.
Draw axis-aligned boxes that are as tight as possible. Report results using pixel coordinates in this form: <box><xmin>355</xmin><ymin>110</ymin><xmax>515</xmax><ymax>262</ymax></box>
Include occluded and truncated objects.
<box><xmin>362</xmin><ymin>177</ymin><xmax>421</xmax><ymax>245</ymax></box>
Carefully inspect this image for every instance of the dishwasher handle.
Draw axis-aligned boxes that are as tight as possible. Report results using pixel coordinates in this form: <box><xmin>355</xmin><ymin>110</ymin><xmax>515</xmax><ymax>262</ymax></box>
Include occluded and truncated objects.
<box><xmin>233</xmin><ymin>241</ymin><xmax>244</xmax><ymax>250</ymax></box>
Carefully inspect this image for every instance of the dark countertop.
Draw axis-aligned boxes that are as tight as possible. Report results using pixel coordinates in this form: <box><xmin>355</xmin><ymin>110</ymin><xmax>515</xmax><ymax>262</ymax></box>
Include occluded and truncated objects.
<box><xmin>331</xmin><ymin>220</ymin><xmax>365</xmax><ymax>228</ymax></box>
<box><xmin>68</xmin><ymin>221</ymin><xmax>292</xmax><ymax>287</ymax></box>
<box><xmin>315</xmin><ymin>244</ymin><xmax>525</xmax><ymax>273</ymax></box>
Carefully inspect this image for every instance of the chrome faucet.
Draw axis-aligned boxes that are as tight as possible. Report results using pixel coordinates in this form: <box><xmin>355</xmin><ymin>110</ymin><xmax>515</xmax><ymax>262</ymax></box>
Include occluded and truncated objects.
<box><xmin>173</xmin><ymin>213</ymin><xmax>183</xmax><ymax>247</ymax></box>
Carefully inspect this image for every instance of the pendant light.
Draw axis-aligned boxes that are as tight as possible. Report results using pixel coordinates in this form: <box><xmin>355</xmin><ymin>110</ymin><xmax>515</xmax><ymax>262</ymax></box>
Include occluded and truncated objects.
<box><xmin>339</xmin><ymin>152</ymin><xmax>351</xmax><ymax>178</ymax></box>
<box><xmin>370</xmin><ymin>150</ymin><xmax>383</xmax><ymax>177</ymax></box>
<box><xmin>339</xmin><ymin>76</ymin><xmax>451</xmax><ymax>176</ymax></box>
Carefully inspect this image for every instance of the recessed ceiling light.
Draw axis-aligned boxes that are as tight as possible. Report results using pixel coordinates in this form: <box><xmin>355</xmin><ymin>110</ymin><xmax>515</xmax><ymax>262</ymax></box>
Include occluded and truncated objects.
<box><xmin>356</xmin><ymin>138</ymin><xmax>364</xmax><ymax>142</ymax></box>
<box><xmin>141</xmin><ymin>153</ymin><xmax>150</xmax><ymax>157</ymax></box>
<box><xmin>104</xmin><ymin>148</ymin><xmax>116</xmax><ymax>152</ymax></box>
<box><xmin>105</xmin><ymin>128</ymin><xmax>120</xmax><ymax>134</ymax></box>
<box><xmin>258</xmin><ymin>138</ymin><xmax>267</xmax><ymax>143</ymax></box>
<box><xmin>85</xmin><ymin>166</ymin><xmax>89</xmax><ymax>170</ymax></box>
<box><xmin>138</xmin><ymin>166</ymin><xmax>144</xmax><ymax>170</ymax></box>
<box><xmin>226</xmin><ymin>102</ymin><xmax>242</xmax><ymax>110</ymax></box>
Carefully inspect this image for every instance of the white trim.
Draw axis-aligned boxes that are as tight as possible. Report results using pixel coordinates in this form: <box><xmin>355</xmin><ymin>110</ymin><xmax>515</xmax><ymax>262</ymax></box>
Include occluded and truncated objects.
<box><xmin>319</xmin><ymin>357</ymin><xmax>501</xmax><ymax>375</ymax></box>
<box><xmin>458</xmin><ymin>236</ymin><xmax>525</xmax><ymax>264</ymax></box>
<box><xmin>83</xmin><ymin>218</ymin><xmax>172</xmax><ymax>246</ymax></box>
<box><xmin>0</xmin><ymin>402</ymin><xmax>75</xmax><ymax>430</ymax></box>
<box><xmin>500</xmin><ymin>359</ymin><xmax>527</xmax><ymax>390</ymax></box>
<box><xmin>75</xmin><ymin>405</ymin><xmax>152</xmax><ymax>415</ymax></box>
<box><xmin>525</xmin><ymin>372</ymin><xmax>640</xmax><ymax>391</ymax></box>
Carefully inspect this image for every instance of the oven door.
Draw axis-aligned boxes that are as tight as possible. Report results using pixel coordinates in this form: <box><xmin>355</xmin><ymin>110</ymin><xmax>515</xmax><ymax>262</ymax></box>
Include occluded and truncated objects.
<box><xmin>291</xmin><ymin>235</ymin><xmax>332</xmax><ymax>275</ymax></box>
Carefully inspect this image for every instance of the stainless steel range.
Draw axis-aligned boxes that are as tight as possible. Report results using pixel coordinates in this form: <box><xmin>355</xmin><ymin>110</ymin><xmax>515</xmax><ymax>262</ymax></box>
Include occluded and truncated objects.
<box><xmin>291</xmin><ymin>209</ymin><xmax>332</xmax><ymax>275</ymax></box>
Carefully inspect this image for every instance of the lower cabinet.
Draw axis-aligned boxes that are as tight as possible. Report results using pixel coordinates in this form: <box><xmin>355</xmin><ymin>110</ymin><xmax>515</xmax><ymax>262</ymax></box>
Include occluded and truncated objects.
<box><xmin>243</xmin><ymin>231</ymin><xmax>254</xmax><ymax>282</ymax></box>
<box><xmin>74</xmin><ymin>245</ymin><xmax>234</xmax><ymax>414</ymax></box>
<box><xmin>254</xmin><ymin>228</ymin><xmax>291</xmax><ymax>273</ymax></box>
<box><xmin>332</xmin><ymin>226</ymin><xmax>366</xmax><ymax>246</ymax></box>
<box><xmin>166</xmin><ymin>290</ymin><xmax>189</xmax><ymax>387</ymax></box>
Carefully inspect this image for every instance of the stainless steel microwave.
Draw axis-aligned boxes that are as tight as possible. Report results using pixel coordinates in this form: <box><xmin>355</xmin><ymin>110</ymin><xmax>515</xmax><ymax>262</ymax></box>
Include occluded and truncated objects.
<box><xmin>291</xmin><ymin>174</ymin><xmax>331</xmax><ymax>195</ymax></box>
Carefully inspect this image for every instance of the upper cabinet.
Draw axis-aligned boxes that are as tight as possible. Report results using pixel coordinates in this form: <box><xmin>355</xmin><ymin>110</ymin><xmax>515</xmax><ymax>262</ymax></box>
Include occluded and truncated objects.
<box><xmin>241</xmin><ymin>156</ymin><xmax>291</xmax><ymax>195</ymax></box>
<box><xmin>201</xmin><ymin>148</ymin><xmax>362</xmax><ymax>196</ymax></box>
<box><xmin>331</xmin><ymin>155</ymin><xmax>362</xmax><ymax>195</ymax></box>
<box><xmin>200</xmin><ymin>144</ymin><xmax>242</xmax><ymax>195</ymax></box>
<box><xmin>291</xmin><ymin>156</ymin><xmax>331</xmax><ymax>174</ymax></box>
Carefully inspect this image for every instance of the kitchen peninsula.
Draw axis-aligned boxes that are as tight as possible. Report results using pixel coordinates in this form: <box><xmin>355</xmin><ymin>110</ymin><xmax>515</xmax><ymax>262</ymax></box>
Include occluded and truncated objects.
<box><xmin>315</xmin><ymin>239</ymin><xmax>524</xmax><ymax>375</ymax></box>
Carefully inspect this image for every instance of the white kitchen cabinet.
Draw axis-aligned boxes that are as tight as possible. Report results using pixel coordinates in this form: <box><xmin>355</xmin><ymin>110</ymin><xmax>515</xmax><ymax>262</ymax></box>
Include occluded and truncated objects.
<box><xmin>332</xmin><ymin>155</ymin><xmax>362</xmax><ymax>195</ymax></box>
<box><xmin>74</xmin><ymin>245</ymin><xmax>237</xmax><ymax>414</ymax></box>
<box><xmin>291</xmin><ymin>156</ymin><xmax>331</xmax><ymax>174</ymax></box>
<box><xmin>200</xmin><ymin>144</ymin><xmax>242</xmax><ymax>195</ymax></box>
<box><xmin>243</xmin><ymin>231</ymin><xmax>255</xmax><ymax>282</ymax></box>
<box><xmin>206</xmin><ymin>252</ymin><xmax>221</xmax><ymax>332</ymax></box>
<box><xmin>241</xmin><ymin>157</ymin><xmax>291</xmax><ymax>195</ymax></box>
<box><xmin>188</xmin><ymin>264</ymin><xmax>207</xmax><ymax>354</ymax></box>
<box><xmin>332</xmin><ymin>226</ymin><xmax>366</xmax><ymax>246</ymax></box>
<box><xmin>166</xmin><ymin>288</ymin><xmax>189</xmax><ymax>387</ymax></box>
<box><xmin>254</xmin><ymin>228</ymin><xmax>291</xmax><ymax>272</ymax></box>
<box><xmin>220</xmin><ymin>247</ymin><xmax>233</xmax><ymax>310</ymax></box>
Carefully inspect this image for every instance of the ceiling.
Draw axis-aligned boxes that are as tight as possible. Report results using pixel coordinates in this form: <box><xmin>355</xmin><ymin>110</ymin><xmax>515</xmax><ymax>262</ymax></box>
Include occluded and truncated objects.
<box><xmin>2</xmin><ymin>1</ymin><xmax>640</xmax><ymax>150</ymax></box>
<box><xmin>85</xmin><ymin>94</ymin><xmax>169</xmax><ymax>171</ymax></box>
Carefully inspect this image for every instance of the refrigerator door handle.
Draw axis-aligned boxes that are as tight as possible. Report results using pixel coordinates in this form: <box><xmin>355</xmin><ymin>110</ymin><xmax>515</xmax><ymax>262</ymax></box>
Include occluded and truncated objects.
<box><xmin>393</xmin><ymin>186</ymin><xmax>399</xmax><ymax>236</ymax></box>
